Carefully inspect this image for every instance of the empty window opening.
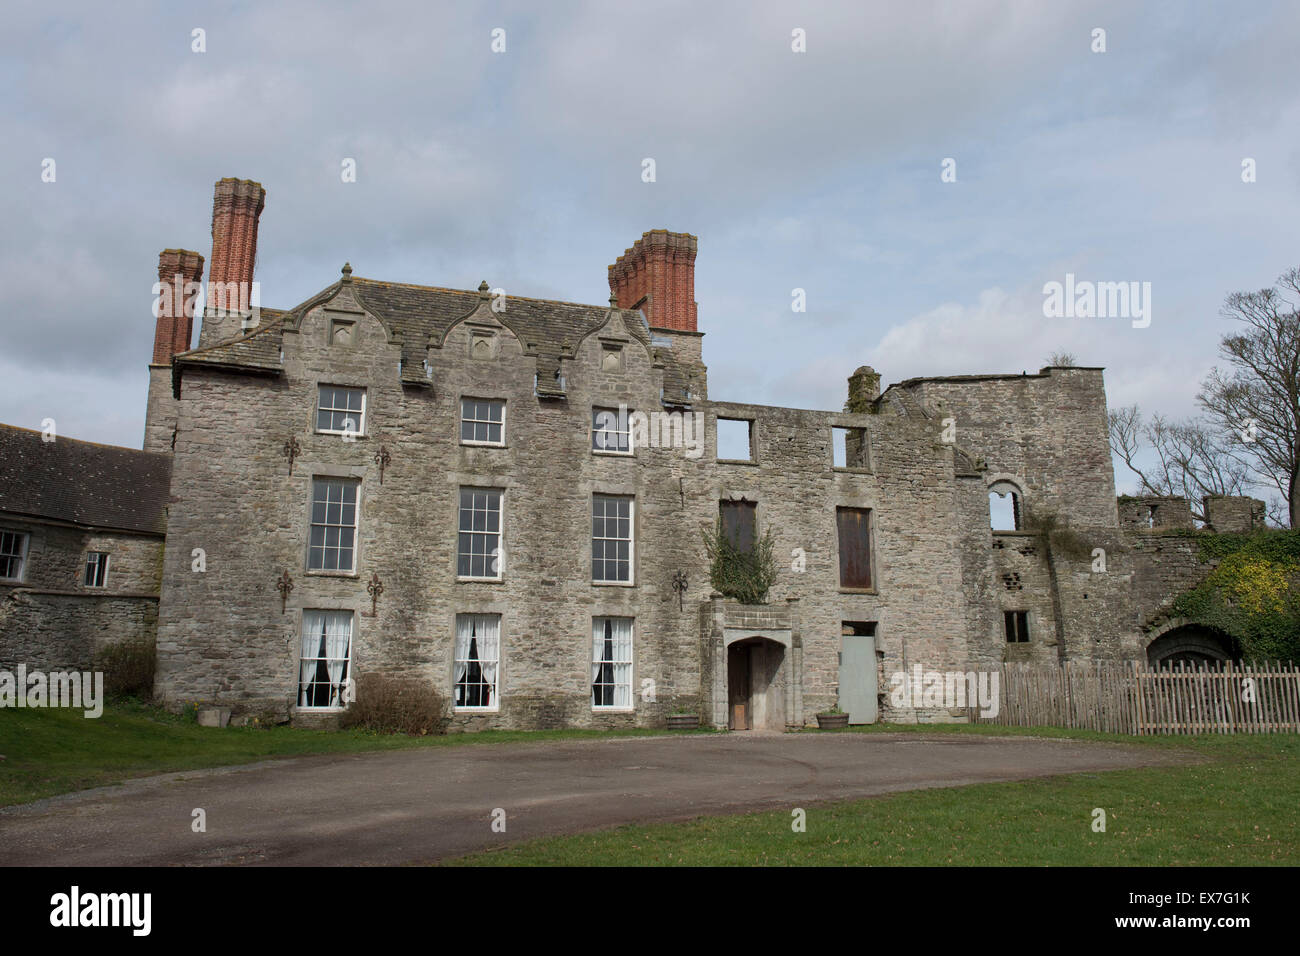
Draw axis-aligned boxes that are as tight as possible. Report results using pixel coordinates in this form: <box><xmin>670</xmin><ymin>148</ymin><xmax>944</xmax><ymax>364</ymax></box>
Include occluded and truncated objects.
<box><xmin>832</xmin><ymin>426</ymin><xmax>868</xmax><ymax>469</ymax></box>
<box><xmin>1004</xmin><ymin>610</ymin><xmax>1030</xmax><ymax>643</ymax></box>
<box><xmin>989</xmin><ymin>482</ymin><xmax>1022</xmax><ymax>531</ymax></box>
<box><xmin>719</xmin><ymin>499</ymin><xmax>757</xmax><ymax>553</ymax></box>
<box><xmin>841</xmin><ymin>621</ymin><xmax>876</xmax><ymax>637</ymax></box>
<box><xmin>836</xmin><ymin>506</ymin><xmax>873</xmax><ymax>590</ymax></box>
<box><xmin>1147</xmin><ymin>505</ymin><xmax>1158</xmax><ymax>528</ymax></box>
<box><xmin>716</xmin><ymin>417</ymin><xmax>754</xmax><ymax>461</ymax></box>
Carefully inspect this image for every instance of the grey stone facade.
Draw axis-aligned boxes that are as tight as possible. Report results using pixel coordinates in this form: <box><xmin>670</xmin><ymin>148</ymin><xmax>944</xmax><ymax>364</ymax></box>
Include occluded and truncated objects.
<box><xmin>144</xmin><ymin>268</ymin><xmax>1266</xmax><ymax>728</ymax></box>
<box><xmin>1</xmin><ymin>194</ymin><xmax>1269</xmax><ymax>728</ymax></box>
<box><xmin>0</xmin><ymin>426</ymin><xmax>169</xmax><ymax>670</ymax></box>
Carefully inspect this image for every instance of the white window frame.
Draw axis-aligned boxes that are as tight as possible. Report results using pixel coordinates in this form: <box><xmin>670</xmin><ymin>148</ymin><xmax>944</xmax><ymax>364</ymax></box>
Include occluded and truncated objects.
<box><xmin>592</xmin><ymin>406</ymin><xmax>633</xmax><ymax>456</ymax></box>
<box><xmin>454</xmin><ymin>613</ymin><xmax>501</xmax><ymax>712</ymax></box>
<box><xmin>297</xmin><ymin>609</ymin><xmax>354</xmax><ymax>710</ymax></box>
<box><xmin>459</xmin><ymin>397</ymin><xmax>506</xmax><ymax>447</ymax></box>
<box><xmin>84</xmin><ymin>551</ymin><xmax>110</xmax><ymax>588</ymax></box>
<box><xmin>315</xmin><ymin>384</ymin><xmax>367</xmax><ymax>437</ymax></box>
<box><xmin>457</xmin><ymin>488</ymin><xmax>504</xmax><ymax>581</ymax></box>
<box><xmin>591</xmin><ymin>617</ymin><xmax>634</xmax><ymax>711</ymax></box>
<box><xmin>0</xmin><ymin>530</ymin><xmax>29</xmax><ymax>582</ymax></box>
<box><xmin>592</xmin><ymin>494</ymin><xmax>634</xmax><ymax>585</ymax></box>
<box><xmin>308</xmin><ymin>478</ymin><xmax>360</xmax><ymax>573</ymax></box>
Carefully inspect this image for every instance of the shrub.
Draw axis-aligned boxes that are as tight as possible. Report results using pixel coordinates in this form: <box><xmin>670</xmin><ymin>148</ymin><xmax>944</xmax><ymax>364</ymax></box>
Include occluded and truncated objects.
<box><xmin>701</xmin><ymin>517</ymin><xmax>776</xmax><ymax>605</ymax></box>
<box><xmin>94</xmin><ymin>637</ymin><xmax>155</xmax><ymax>698</ymax></box>
<box><xmin>339</xmin><ymin>673</ymin><xmax>449</xmax><ymax>736</ymax></box>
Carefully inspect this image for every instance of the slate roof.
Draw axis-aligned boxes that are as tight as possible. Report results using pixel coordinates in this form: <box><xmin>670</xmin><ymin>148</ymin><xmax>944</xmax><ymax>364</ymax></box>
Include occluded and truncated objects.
<box><xmin>173</xmin><ymin>278</ymin><xmax>700</xmax><ymax>405</ymax></box>
<box><xmin>0</xmin><ymin>425</ymin><xmax>172</xmax><ymax>535</ymax></box>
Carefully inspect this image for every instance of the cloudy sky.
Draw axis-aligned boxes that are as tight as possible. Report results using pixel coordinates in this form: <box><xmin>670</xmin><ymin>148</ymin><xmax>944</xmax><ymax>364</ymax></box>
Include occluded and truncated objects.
<box><xmin>3</xmin><ymin>1</ymin><xmax>1298</xmax><ymax>493</ymax></box>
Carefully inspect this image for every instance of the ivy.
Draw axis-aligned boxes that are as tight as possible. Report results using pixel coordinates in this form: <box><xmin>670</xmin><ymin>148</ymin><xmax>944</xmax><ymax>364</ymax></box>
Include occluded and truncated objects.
<box><xmin>700</xmin><ymin>518</ymin><xmax>776</xmax><ymax>605</ymax></box>
<box><xmin>1168</xmin><ymin>529</ymin><xmax>1300</xmax><ymax>660</ymax></box>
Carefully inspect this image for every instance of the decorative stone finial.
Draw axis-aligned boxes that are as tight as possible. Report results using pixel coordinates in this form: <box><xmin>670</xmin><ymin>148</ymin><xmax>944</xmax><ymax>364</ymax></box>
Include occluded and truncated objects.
<box><xmin>341</xmin><ymin>262</ymin><xmax>353</xmax><ymax>281</ymax></box>
<box><xmin>478</xmin><ymin>280</ymin><xmax>490</xmax><ymax>298</ymax></box>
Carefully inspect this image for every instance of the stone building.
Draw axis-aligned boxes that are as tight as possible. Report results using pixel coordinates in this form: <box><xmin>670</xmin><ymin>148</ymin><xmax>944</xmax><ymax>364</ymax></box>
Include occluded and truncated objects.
<box><xmin>1</xmin><ymin>177</ymin><xmax>1266</xmax><ymax>728</ymax></box>
<box><xmin>0</xmin><ymin>426</ymin><xmax>170</xmax><ymax>669</ymax></box>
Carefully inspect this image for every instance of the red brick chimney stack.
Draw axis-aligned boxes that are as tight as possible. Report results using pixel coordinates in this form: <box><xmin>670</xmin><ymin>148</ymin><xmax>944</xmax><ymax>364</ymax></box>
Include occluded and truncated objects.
<box><xmin>608</xmin><ymin>230</ymin><xmax>698</xmax><ymax>332</ymax></box>
<box><xmin>207</xmin><ymin>177</ymin><xmax>265</xmax><ymax>314</ymax></box>
<box><xmin>152</xmin><ymin>249</ymin><xmax>205</xmax><ymax>364</ymax></box>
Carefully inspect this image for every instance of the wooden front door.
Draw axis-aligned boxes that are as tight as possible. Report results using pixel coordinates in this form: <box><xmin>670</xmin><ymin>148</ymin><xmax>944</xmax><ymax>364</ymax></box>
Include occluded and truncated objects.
<box><xmin>728</xmin><ymin>642</ymin><xmax>751</xmax><ymax>730</ymax></box>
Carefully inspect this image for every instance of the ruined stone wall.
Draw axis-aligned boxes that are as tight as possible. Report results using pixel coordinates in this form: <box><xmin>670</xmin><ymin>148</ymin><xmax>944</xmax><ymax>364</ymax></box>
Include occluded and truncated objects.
<box><xmin>903</xmin><ymin>367</ymin><xmax>1118</xmax><ymax>529</ymax></box>
<box><xmin>701</xmin><ymin>399</ymin><xmax>971</xmax><ymax>723</ymax></box>
<box><xmin>1118</xmin><ymin>495</ymin><xmax>1194</xmax><ymax>530</ymax></box>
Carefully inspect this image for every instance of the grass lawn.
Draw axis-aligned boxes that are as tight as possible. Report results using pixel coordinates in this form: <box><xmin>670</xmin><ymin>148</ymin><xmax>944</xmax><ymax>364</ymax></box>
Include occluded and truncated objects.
<box><xmin>445</xmin><ymin>724</ymin><xmax>1300</xmax><ymax>866</ymax></box>
<box><xmin>0</xmin><ymin>697</ymin><xmax>712</xmax><ymax>807</ymax></box>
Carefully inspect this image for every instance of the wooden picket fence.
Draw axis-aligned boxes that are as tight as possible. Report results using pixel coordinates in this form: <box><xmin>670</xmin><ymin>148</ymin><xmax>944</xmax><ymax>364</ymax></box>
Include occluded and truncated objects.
<box><xmin>967</xmin><ymin>661</ymin><xmax>1300</xmax><ymax>735</ymax></box>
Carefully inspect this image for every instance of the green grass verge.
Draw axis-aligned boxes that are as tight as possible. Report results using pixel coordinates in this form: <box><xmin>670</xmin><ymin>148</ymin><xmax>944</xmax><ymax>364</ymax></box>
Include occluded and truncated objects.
<box><xmin>446</xmin><ymin>724</ymin><xmax>1300</xmax><ymax>866</ymax></box>
<box><xmin>0</xmin><ymin>697</ymin><xmax>714</xmax><ymax>807</ymax></box>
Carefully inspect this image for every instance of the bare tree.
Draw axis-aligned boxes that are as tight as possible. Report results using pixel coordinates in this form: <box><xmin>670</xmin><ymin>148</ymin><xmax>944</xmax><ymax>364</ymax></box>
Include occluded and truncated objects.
<box><xmin>1108</xmin><ymin>404</ymin><xmax>1251</xmax><ymax>524</ymax></box>
<box><xmin>1047</xmin><ymin>351</ymin><xmax>1077</xmax><ymax>367</ymax></box>
<box><xmin>1198</xmin><ymin>267</ymin><xmax>1300</xmax><ymax>528</ymax></box>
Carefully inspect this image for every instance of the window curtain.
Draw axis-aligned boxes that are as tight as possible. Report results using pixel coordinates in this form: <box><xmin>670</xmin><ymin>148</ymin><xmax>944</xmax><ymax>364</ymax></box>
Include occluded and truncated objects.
<box><xmin>592</xmin><ymin>618</ymin><xmax>613</xmax><ymax>705</ymax></box>
<box><xmin>455</xmin><ymin>614</ymin><xmax>499</xmax><ymax>705</ymax></box>
<box><xmin>478</xmin><ymin>615</ymin><xmax>499</xmax><ymax>697</ymax></box>
<box><xmin>612</xmin><ymin>618</ymin><xmax>632</xmax><ymax>708</ymax></box>
<box><xmin>325</xmin><ymin>613</ymin><xmax>352</xmax><ymax>706</ymax></box>
<box><xmin>300</xmin><ymin>611</ymin><xmax>326</xmax><ymax>707</ymax></box>
<box><xmin>454</xmin><ymin>615</ymin><xmax>472</xmax><ymax>688</ymax></box>
<box><xmin>592</xmin><ymin>618</ymin><xmax>632</xmax><ymax>707</ymax></box>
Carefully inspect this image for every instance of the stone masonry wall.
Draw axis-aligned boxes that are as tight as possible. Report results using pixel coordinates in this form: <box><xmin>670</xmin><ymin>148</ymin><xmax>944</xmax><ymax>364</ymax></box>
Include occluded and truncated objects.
<box><xmin>0</xmin><ymin>518</ymin><xmax>163</xmax><ymax>669</ymax></box>
<box><xmin>155</xmin><ymin>281</ymin><xmax>981</xmax><ymax>727</ymax></box>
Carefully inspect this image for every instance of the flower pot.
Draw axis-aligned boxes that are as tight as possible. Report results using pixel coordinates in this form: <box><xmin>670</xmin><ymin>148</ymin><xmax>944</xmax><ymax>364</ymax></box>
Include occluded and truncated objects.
<box><xmin>666</xmin><ymin>714</ymin><xmax>700</xmax><ymax>730</ymax></box>
<box><xmin>816</xmin><ymin>712</ymin><xmax>849</xmax><ymax>730</ymax></box>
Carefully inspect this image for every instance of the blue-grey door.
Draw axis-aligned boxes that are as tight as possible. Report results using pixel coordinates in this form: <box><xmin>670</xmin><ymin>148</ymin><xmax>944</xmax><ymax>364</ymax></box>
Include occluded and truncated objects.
<box><xmin>840</xmin><ymin>633</ymin><xmax>878</xmax><ymax>724</ymax></box>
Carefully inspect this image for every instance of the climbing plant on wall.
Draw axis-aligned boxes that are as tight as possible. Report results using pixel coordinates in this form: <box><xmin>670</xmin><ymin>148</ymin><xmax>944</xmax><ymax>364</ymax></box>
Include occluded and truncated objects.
<box><xmin>701</xmin><ymin>517</ymin><xmax>776</xmax><ymax>605</ymax></box>
<box><xmin>1169</xmin><ymin>529</ymin><xmax>1300</xmax><ymax>660</ymax></box>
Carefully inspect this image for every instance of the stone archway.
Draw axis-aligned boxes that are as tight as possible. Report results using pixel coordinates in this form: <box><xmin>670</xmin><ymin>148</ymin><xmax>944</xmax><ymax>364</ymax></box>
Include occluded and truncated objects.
<box><xmin>726</xmin><ymin>637</ymin><xmax>786</xmax><ymax>730</ymax></box>
<box><xmin>1144</xmin><ymin>621</ymin><xmax>1239</xmax><ymax>667</ymax></box>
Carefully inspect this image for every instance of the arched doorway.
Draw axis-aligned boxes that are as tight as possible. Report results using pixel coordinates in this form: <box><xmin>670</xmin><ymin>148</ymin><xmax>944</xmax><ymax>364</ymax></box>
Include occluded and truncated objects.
<box><xmin>1145</xmin><ymin>623</ymin><xmax>1239</xmax><ymax>667</ymax></box>
<box><xmin>727</xmin><ymin>637</ymin><xmax>786</xmax><ymax>730</ymax></box>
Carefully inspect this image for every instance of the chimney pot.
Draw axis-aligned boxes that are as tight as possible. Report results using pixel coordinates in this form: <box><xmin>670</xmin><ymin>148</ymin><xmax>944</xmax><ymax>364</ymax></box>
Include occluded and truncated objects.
<box><xmin>152</xmin><ymin>249</ymin><xmax>205</xmax><ymax>364</ymax></box>
<box><xmin>207</xmin><ymin>177</ymin><xmax>266</xmax><ymax>317</ymax></box>
<box><xmin>607</xmin><ymin>230</ymin><xmax>698</xmax><ymax>332</ymax></box>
